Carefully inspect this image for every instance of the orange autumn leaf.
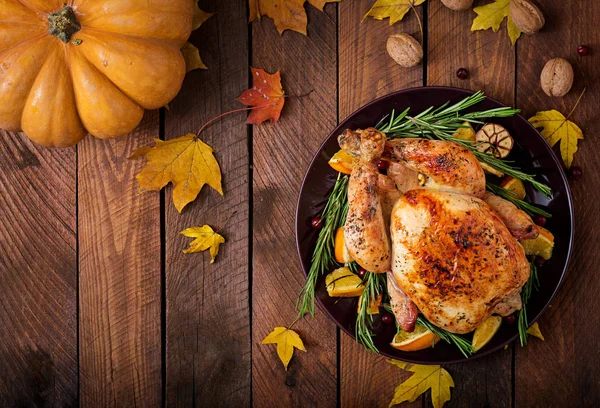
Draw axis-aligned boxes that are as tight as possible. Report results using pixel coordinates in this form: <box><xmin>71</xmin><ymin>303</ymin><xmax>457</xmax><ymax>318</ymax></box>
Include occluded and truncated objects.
<box><xmin>249</xmin><ymin>0</ymin><xmax>338</xmax><ymax>35</ymax></box>
<box><xmin>237</xmin><ymin>68</ymin><xmax>285</xmax><ymax>125</ymax></box>
<box><xmin>130</xmin><ymin>134</ymin><xmax>223</xmax><ymax>213</ymax></box>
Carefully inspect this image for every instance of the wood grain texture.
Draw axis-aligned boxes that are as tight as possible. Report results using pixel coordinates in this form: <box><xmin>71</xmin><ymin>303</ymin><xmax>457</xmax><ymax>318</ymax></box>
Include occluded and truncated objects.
<box><xmin>78</xmin><ymin>114</ymin><xmax>162</xmax><ymax>407</ymax></box>
<box><xmin>164</xmin><ymin>0</ymin><xmax>251</xmax><ymax>406</ymax></box>
<box><xmin>338</xmin><ymin>2</ymin><xmax>423</xmax><ymax>407</ymax></box>
<box><xmin>515</xmin><ymin>1</ymin><xmax>600</xmax><ymax>406</ymax></box>
<box><xmin>0</xmin><ymin>134</ymin><xmax>77</xmax><ymax>407</ymax></box>
<box><xmin>251</xmin><ymin>4</ymin><xmax>338</xmax><ymax>407</ymax></box>
<box><xmin>427</xmin><ymin>2</ymin><xmax>515</xmax><ymax>406</ymax></box>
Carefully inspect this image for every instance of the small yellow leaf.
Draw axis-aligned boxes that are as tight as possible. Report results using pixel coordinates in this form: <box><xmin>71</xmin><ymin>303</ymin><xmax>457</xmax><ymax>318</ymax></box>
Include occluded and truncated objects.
<box><xmin>262</xmin><ymin>327</ymin><xmax>306</xmax><ymax>370</ymax></box>
<box><xmin>180</xmin><ymin>225</ymin><xmax>225</xmax><ymax>263</ymax></box>
<box><xmin>526</xmin><ymin>322</ymin><xmax>545</xmax><ymax>341</ymax></box>
<box><xmin>130</xmin><ymin>134</ymin><xmax>223</xmax><ymax>213</ymax></box>
<box><xmin>193</xmin><ymin>1</ymin><xmax>215</xmax><ymax>30</ymax></box>
<box><xmin>529</xmin><ymin>109</ymin><xmax>584</xmax><ymax>168</ymax></box>
<box><xmin>181</xmin><ymin>42</ymin><xmax>207</xmax><ymax>72</ymax></box>
<box><xmin>388</xmin><ymin>360</ymin><xmax>454</xmax><ymax>408</ymax></box>
<box><xmin>307</xmin><ymin>0</ymin><xmax>339</xmax><ymax>11</ymax></box>
<box><xmin>471</xmin><ymin>0</ymin><xmax>521</xmax><ymax>46</ymax></box>
<box><xmin>249</xmin><ymin>0</ymin><xmax>308</xmax><ymax>35</ymax></box>
<box><xmin>363</xmin><ymin>0</ymin><xmax>426</xmax><ymax>25</ymax></box>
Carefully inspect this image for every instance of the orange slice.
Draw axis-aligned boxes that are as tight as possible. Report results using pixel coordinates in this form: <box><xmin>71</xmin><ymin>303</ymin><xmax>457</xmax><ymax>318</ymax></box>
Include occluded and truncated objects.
<box><xmin>325</xmin><ymin>267</ymin><xmax>365</xmax><ymax>297</ymax></box>
<box><xmin>357</xmin><ymin>293</ymin><xmax>382</xmax><ymax>315</ymax></box>
<box><xmin>452</xmin><ymin>121</ymin><xmax>476</xmax><ymax>140</ymax></box>
<box><xmin>479</xmin><ymin>161</ymin><xmax>505</xmax><ymax>178</ymax></box>
<box><xmin>334</xmin><ymin>227</ymin><xmax>353</xmax><ymax>263</ymax></box>
<box><xmin>500</xmin><ymin>176</ymin><xmax>527</xmax><ymax>200</ymax></box>
<box><xmin>328</xmin><ymin>150</ymin><xmax>356</xmax><ymax>175</ymax></box>
<box><xmin>520</xmin><ymin>226</ymin><xmax>554</xmax><ymax>260</ymax></box>
<box><xmin>472</xmin><ymin>315</ymin><xmax>502</xmax><ymax>351</ymax></box>
<box><xmin>390</xmin><ymin>322</ymin><xmax>440</xmax><ymax>352</ymax></box>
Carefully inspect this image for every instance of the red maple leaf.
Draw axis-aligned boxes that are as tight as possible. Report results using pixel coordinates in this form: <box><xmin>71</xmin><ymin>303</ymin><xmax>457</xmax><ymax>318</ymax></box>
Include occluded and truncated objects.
<box><xmin>237</xmin><ymin>68</ymin><xmax>285</xmax><ymax>125</ymax></box>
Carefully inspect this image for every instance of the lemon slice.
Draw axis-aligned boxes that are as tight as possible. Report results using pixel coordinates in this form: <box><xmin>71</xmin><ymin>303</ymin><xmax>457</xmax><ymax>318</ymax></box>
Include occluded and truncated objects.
<box><xmin>520</xmin><ymin>226</ymin><xmax>554</xmax><ymax>260</ymax></box>
<box><xmin>357</xmin><ymin>293</ymin><xmax>382</xmax><ymax>315</ymax></box>
<box><xmin>390</xmin><ymin>322</ymin><xmax>440</xmax><ymax>352</ymax></box>
<box><xmin>452</xmin><ymin>121</ymin><xmax>476</xmax><ymax>141</ymax></box>
<box><xmin>328</xmin><ymin>150</ymin><xmax>355</xmax><ymax>175</ymax></box>
<box><xmin>325</xmin><ymin>267</ymin><xmax>364</xmax><ymax>297</ymax></box>
<box><xmin>500</xmin><ymin>176</ymin><xmax>527</xmax><ymax>200</ymax></box>
<box><xmin>472</xmin><ymin>315</ymin><xmax>502</xmax><ymax>352</ymax></box>
<box><xmin>334</xmin><ymin>227</ymin><xmax>353</xmax><ymax>263</ymax></box>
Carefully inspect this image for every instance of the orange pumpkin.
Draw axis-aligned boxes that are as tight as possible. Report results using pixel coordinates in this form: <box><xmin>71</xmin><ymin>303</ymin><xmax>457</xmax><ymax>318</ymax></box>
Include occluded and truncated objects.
<box><xmin>0</xmin><ymin>0</ymin><xmax>194</xmax><ymax>147</ymax></box>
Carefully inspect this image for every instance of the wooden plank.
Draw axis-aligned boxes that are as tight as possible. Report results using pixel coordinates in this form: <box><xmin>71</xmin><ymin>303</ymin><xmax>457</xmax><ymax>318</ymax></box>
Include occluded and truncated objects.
<box><xmin>515</xmin><ymin>1</ymin><xmax>600</xmax><ymax>406</ymax></box>
<box><xmin>0</xmin><ymin>135</ymin><xmax>77</xmax><ymax>406</ymax></box>
<box><xmin>426</xmin><ymin>2</ymin><xmax>515</xmax><ymax>406</ymax></box>
<box><xmin>164</xmin><ymin>0</ymin><xmax>251</xmax><ymax>405</ymax></box>
<box><xmin>78</xmin><ymin>114</ymin><xmax>162</xmax><ymax>407</ymax></box>
<box><xmin>251</xmin><ymin>5</ymin><xmax>338</xmax><ymax>407</ymax></box>
<box><xmin>338</xmin><ymin>1</ymin><xmax>424</xmax><ymax>407</ymax></box>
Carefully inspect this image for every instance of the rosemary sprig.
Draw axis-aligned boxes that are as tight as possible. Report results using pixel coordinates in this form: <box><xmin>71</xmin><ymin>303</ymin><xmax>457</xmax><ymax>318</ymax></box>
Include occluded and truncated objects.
<box><xmin>486</xmin><ymin>183</ymin><xmax>552</xmax><ymax>218</ymax></box>
<box><xmin>376</xmin><ymin>92</ymin><xmax>552</xmax><ymax>198</ymax></box>
<box><xmin>417</xmin><ymin>316</ymin><xmax>475</xmax><ymax>359</ymax></box>
<box><xmin>518</xmin><ymin>261</ymin><xmax>540</xmax><ymax>346</ymax></box>
<box><xmin>355</xmin><ymin>271</ymin><xmax>386</xmax><ymax>352</ymax></box>
<box><xmin>296</xmin><ymin>174</ymin><xmax>349</xmax><ymax>318</ymax></box>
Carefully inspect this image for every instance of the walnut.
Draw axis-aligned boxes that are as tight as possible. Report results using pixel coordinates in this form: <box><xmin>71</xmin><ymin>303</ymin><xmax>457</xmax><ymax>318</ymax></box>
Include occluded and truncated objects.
<box><xmin>510</xmin><ymin>0</ymin><xmax>545</xmax><ymax>34</ymax></box>
<box><xmin>540</xmin><ymin>58</ymin><xmax>574</xmax><ymax>97</ymax></box>
<box><xmin>386</xmin><ymin>34</ymin><xmax>423</xmax><ymax>68</ymax></box>
<box><xmin>441</xmin><ymin>0</ymin><xmax>473</xmax><ymax>11</ymax></box>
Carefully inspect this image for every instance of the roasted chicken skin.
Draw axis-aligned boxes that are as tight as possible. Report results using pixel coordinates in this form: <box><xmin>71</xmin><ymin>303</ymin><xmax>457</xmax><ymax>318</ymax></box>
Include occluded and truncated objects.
<box><xmin>390</xmin><ymin>189</ymin><xmax>530</xmax><ymax>334</ymax></box>
<box><xmin>483</xmin><ymin>192</ymin><xmax>539</xmax><ymax>240</ymax></box>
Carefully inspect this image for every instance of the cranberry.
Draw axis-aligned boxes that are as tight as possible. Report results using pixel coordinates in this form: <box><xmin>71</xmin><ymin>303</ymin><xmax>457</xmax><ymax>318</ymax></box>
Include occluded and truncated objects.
<box><xmin>377</xmin><ymin>160</ymin><xmax>390</xmax><ymax>171</ymax></box>
<box><xmin>568</xmin><ymin>165</ymin><xmax>583</xmax><ymax>181</ymax></box>
<box><xmin>534</xmin><ymin>256</ymin><xmax>545</xmax><ymax>268</ymax></box>
<box><xmin>357</xmin><ymin>267</ymin><xmax>367</xmax><ymax>279</ymax></box>
<box><xmin>534</xmin><ymin>215</ymin><xmax>547</xmax><ymax>227</ymax></box>
<box><xmin>456</xmin><ymin>68</ymin><xmax>469</xmax><ymax>80</ymax></box>
<box><xmin>504</xmin><ymin>314</ymin><xmax>517</xmax><ymax>325</ymax></box>
<box><xmin>381</xmin><ymin>313</ymin><xmax>394</xmax><ymax>325</ymax></box>
<box><xmin>577</xmin><ymin>45</ymin><xmax>589</xmax><ymax>56</ymax></box>
<box><xmin>311</xmin><ymin>216</ymin><xmax>323</xmax><ymax>229</ymax></box>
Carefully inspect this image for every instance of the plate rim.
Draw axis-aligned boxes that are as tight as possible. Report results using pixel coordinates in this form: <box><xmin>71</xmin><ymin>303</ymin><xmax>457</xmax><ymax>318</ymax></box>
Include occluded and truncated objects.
<box><xmin>295</xmin><ymin>85</ymin><xmax>575</xmax><ymax>365</ymax></box>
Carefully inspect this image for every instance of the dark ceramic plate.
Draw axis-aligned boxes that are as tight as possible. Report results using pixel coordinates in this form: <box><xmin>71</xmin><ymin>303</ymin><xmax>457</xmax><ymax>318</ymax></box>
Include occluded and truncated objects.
<box><xmin>295</xmin><ymin>87</ymin><xmax>574</xmax><ymax>365</ymax></box>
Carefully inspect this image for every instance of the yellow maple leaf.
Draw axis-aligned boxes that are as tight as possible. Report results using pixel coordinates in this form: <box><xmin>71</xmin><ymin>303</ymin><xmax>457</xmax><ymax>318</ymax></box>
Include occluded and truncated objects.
<box><xmin>130</xmin><ymin>134</ymin><xmax>223</xmax><ymax>213</ymax></box>
<box><xmin>388</xmin><ymin>360</ymin><xmax>454</xmax><ymax>408</ymax></box>
<box><xmin>526</xmin><ymin>322</ymin><xmax>545</xmax><ymax>341</ymax></box>
<box><xmin>249</xmin><ymin>0</ymin><xmax>338</xmax><ymax>35</ymax></box>
<box><xmin>471</xmin><ymin>0</ymin><xmax>522</xmax><ymax>45</ymax></box>
<box><xmin>529</xmin><ymin>109</ymin><xmax>584</xmax><ymax>168</ymax></box>
<box><xmin>262</xmin><ymin>327</ymin><xmax>306</xmax><ymax>370</ymax></box>
<box><xmin>180</xmin><ymin>225</ymin><xmax>225</xmax><ymax>263</ymax></box>
<box><xmin>184</xmin><ymin>2</ymin><xmax>215</xmax><ymax>71</ymax></box>
<box><xmin>363</xmin><ymin>0</ymin><xmax>426</xmax><ymax>25</ymax></box>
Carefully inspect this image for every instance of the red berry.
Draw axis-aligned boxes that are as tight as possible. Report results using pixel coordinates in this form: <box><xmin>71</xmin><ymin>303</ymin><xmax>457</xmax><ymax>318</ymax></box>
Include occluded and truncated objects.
<box><xmin>456</xmin><ymin>68</ymin><xmax>469</xmax><ymax>80</ymax></box>
<box><xmin>357</xmin><ymin>267</ymin><xmax>367</xmax><ymax>279</ymax></box>
<box><xmin>377</xmin><ymin>160</ymin><xmax>390</xmax><ymax>171</ymax></box>
<box><xmin>381</xmin><ymin>313</ymin><xmax>394</xmax><ymax>325</ymax></box>
<box><xmin>569</xmin><ymin>165</ymin><xmax>583</xmax><ymax>181</ymax></box>
<box><xmin>535</xmin><ymin>255</ymin><xmax>545</xmax><ymax>267</ymax></box>
<box><xmin>534</xmin><ymin>215</ymin><xmax>547</xmax><ymax>227</ymax></box>
<box><xmin>504</xmin><ymin>314</ymin><xmax>517</xmax><ymax>325</ymax></box>
<box><xmin>311</xmin><ymin>216</ymin><xmax>323</xmax><ymax>229</ymax></box>
<box><xmin>577</xmin><ymin>45</ymin><xmax>589</xmax><ymax>56</ymax></box>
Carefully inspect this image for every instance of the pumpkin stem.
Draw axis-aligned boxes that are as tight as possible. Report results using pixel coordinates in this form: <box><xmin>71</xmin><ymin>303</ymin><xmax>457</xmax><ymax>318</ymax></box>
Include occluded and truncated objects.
<box><xmin>48</xmin><ymin>4</ymin><xmax>81</xmax><ymax>43</ymax></box>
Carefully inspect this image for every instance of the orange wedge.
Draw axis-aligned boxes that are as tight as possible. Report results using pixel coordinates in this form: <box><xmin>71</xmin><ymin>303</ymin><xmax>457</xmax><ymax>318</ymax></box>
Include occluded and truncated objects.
<box><xmin>472</xmin><ymin>315</ymin><xmax>502</xmax><ymax>351</ymax></box>
<box><xmin>390</xmin><ymin>322</ymin><xmax>440</xmax><ymax>352</ymax></box>
<box><xmin>328</xmin><ymin>150</ymin><xmax>356</xmax><ymax>175</ymax></box>
<box><xmin>479</xmin><ymin>161</ymin><xmax>505</xmax><ymax>178</ymax></box>
<box><xmin>357</xmin><ymin>293</ymin><xmax>382</xmax><ymax>315</ymax></box>
<box><xmin>325</xmin><ymin>267</ymin><xmax>365</xmax><ymax>297</ymax></box>
<box><xmin>334</xmin><ymin>227</ymin><xmax>353</xmax><ymax>263</ymax></box>
<box><xmin>500</xmin><ymin>176</ymin><xmax>527</xmax><ymax>200</ymax></box>
<box><xmin>452</xmin><ymin>121</ymin><xmax>476</xmax><ymax>141</ymax></box>
<box><xmin>520</xmin><ymin>226</ymin><xmax>554</xmax><ymax>260</ymax></box>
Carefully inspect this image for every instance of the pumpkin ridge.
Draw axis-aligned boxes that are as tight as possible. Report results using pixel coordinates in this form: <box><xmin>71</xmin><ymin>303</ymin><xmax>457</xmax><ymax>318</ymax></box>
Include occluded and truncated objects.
<box><xmin>0</xmin><ymin>31</ymin><xmax>46</xmax><ymax>60</ymax></box>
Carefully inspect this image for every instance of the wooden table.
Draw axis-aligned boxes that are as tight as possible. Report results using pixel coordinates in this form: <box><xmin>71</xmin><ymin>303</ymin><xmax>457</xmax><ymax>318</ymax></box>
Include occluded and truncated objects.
<box><xmin>1</xmin><ymin>1</ymin><xmax>598</xmax><ymax>406</ymax></box>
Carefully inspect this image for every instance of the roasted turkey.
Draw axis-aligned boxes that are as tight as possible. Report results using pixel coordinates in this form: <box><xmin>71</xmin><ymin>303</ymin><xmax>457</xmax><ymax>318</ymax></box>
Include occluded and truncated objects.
<box><xmin>339</xmin><ymin>128</ymin><xmax>535</xmax><ymax>334</ymax></box>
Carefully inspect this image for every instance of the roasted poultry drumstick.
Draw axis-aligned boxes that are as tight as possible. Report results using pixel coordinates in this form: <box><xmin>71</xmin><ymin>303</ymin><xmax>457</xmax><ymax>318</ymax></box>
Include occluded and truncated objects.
<box><xmin>339</xmin><ymin>128</ymin><xmax>536</xmax><ymax>334</ymax></box>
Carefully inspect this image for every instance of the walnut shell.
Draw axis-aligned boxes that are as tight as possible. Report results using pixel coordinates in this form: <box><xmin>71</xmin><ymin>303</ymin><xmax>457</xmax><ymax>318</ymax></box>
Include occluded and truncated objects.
<box><xmin>386</xmin><ymin>34</ymin><xmax>423</xmax><ymax>68</ymax></box>
<box><xmin>540</xmin><ymin>58</ymin><xmax>574</xmax><ymax>97</ymax></box>
<box><xmin>510</xmin><ymin>0</ymin><xmax>545</xmax><ymax>34</ymax></box>
<box><xmin>441</xmin><ymin>0</ymin><xmax>473</xmax><ymax>11</ymax></box>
